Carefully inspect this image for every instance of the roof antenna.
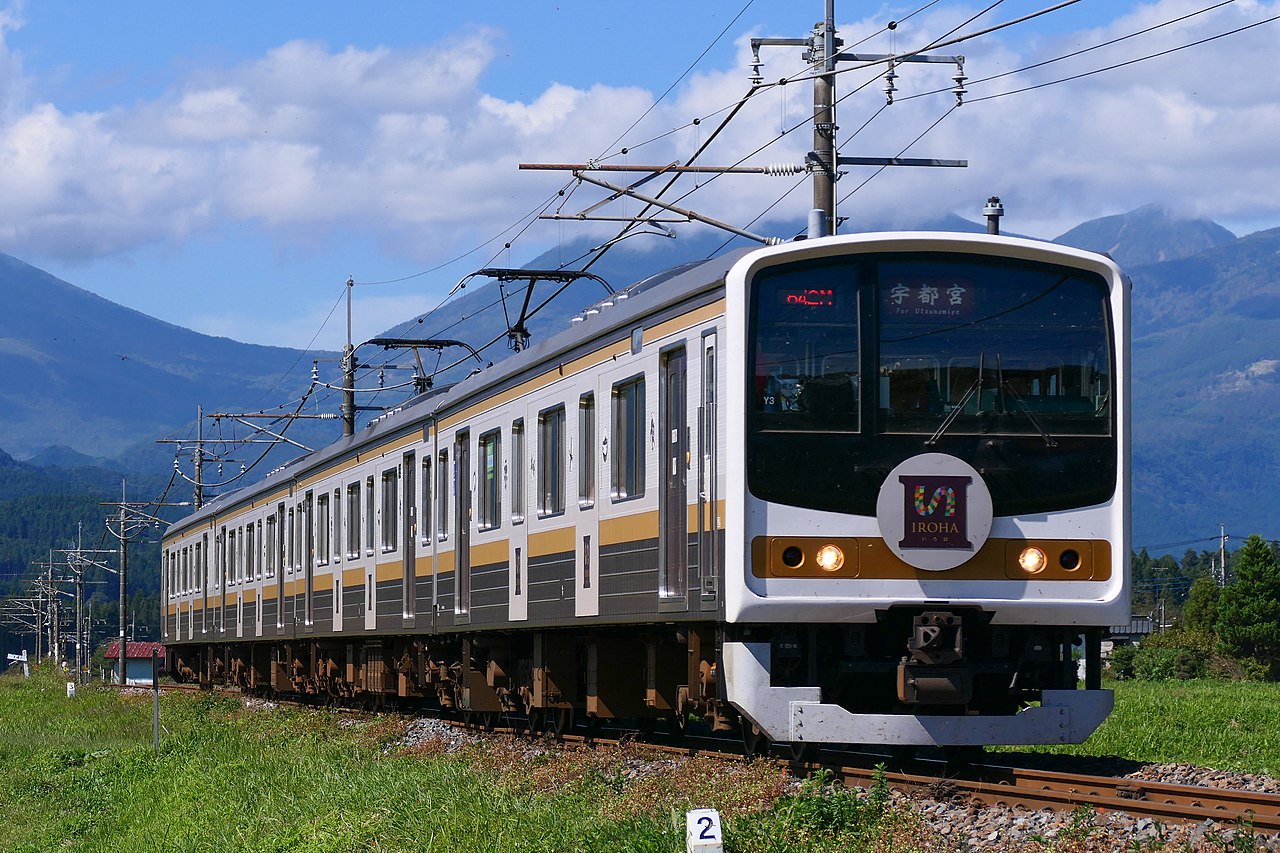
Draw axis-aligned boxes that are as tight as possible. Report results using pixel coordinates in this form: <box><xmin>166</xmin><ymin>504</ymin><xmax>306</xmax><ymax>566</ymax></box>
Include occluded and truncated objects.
<box><xmin>984</xmin><ymin>196</ymin><xmax>1004</xmax><ymax>235</ymax></box>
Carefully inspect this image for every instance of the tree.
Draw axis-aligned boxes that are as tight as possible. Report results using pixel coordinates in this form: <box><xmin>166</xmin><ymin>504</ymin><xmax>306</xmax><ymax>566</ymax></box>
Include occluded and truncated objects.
<box><xmin>1215</xmin><ymin>534</ymin><xmax>1280</xmax><ymax>679</ymax></box>
<box><xmin>1180</xmin><ymin>575</ymin><xmax>1220</xmax><ymax>634</ymax></box>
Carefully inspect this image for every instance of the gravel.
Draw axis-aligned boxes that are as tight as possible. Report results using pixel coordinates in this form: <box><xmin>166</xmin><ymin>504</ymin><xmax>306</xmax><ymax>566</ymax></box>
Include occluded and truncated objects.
<box><xmin>274</xmin><ymin>701</ymin><xmax>1280</xmax><ymax>850</ymax></box>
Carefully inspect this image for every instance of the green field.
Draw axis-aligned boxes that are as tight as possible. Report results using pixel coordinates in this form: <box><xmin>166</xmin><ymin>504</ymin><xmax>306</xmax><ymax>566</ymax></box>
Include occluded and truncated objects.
<box><xmin>1003</xmin><ymin>679</ymin><xmax>1280</xmax><ymax>774</ymax></box>
<box><xmin>3</xmin><ymin>669</ymin><xmax>1279</xmax><ymax>852</ymax></box>
<box><xmin>0</xmin><ymin>668</ymin><xmax>918</xmax><ymax>853</ymax></box>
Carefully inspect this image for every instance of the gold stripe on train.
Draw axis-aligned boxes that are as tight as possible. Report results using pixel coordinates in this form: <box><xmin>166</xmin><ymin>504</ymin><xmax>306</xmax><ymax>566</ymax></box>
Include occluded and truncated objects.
<box><xmin>752</xmin><ymin>536</ymin><xmax>1111</xmax><ymax>581</ymax></box>
<box><xmin>166</xmin><ymin>298</ymin><xmax>725</xmax><ymax>541</ymax></box>
<box><xmin>529</xmin><ymin>526</ymin><xmax>575</xmax><ymax>558</ymax></box>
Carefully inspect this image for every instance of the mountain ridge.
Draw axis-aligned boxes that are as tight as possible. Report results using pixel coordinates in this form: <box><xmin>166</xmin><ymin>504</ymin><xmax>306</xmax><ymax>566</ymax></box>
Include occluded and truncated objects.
<box><xmin>0</xmin><ymin>204</ymin><xmax>1273</xmax><ymax>553</ymax></box>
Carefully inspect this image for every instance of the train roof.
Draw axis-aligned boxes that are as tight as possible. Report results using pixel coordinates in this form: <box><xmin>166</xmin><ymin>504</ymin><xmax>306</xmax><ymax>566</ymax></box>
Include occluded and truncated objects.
<box><xmin>165</xmin><ymin>248</ymin><xmax>751</xmax><ymax>538</ymax></box>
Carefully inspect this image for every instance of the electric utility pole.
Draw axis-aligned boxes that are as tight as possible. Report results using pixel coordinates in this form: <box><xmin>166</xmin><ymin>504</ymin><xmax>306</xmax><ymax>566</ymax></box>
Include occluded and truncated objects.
<box><xmin>102</xmin><ymin>487</ymin><xmax>188</xmax><ymax>684</ymax></box>
<box><xmin>520</xmin><ymin>0</ymin><xmax>967</xmax><ymax>242</ymax></box>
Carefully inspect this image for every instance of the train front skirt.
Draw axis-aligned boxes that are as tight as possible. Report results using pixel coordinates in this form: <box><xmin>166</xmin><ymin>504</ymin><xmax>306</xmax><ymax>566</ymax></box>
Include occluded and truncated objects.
<box><xmin>723</xmin><ymin>640</ymin><xmax>1114</xmax><ymax>746</ymax></box>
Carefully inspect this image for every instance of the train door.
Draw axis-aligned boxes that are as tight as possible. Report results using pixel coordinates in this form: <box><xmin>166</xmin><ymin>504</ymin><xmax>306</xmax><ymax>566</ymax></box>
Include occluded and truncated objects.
<box><xmin>304</xmin><ymin>492</ymin><xmax>315</xmax><ymax>630</ymax></box>
<box><xmin>576</xmin><ymin>392</ymin><xmax>600</xmax><ymax>617</ymax></box>
<box><xmin>275</xmin><ymin>504</ymin><xmax>286</xmax><ymax>632</ymax></box>
<box><xmin>402</xmin><ymin>451</ymin><xmax>416</xmax><ymax>627</ymax></box>
<box><xmin>697</xmin><ymin>332</ymin><xmax>720</xmax><ymax>611</ymax></box>
<box><xmin>509</xmin><ymin>417</ymin><xmax>528</xmax><ymax>622</ymax></box>
<box><xmin>200</xmin><ymin>535</ymin><xmax>208</xmax><ymax>634</ymax></box>
<box><xmin>659</xmin><ymin>346</ymin><xmax>689</xmax><ymax>609</ymax></box>
<box><xmin>364</xmin><ymin>563</ymin><xmax>377</xmax><ymax>631</ymax></box>
<box><xmin>455</xmin><ymin>431</ymin><xmax>472</xmax><ymax>624</ymax></box>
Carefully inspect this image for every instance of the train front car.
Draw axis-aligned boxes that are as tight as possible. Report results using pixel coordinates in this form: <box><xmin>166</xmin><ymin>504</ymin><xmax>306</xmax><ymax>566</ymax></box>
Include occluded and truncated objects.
<box><xmin>722</xmin><ymin>232</ymin><xmax>1129</xmax><ymax>747</ymax></box>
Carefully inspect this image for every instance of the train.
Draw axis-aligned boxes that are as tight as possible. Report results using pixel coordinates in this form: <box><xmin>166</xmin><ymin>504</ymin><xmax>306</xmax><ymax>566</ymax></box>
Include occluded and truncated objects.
<box><xmin>162</xmin><ymin>230</ymin><xmax>1129</xmax><ymax>749</ymax></box>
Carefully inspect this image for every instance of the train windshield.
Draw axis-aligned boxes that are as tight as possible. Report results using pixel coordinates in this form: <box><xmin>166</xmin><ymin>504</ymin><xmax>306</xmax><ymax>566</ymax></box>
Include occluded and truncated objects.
<box><xmin>748</xmin><ymin>250</ymin><xmax>1116</xmax><ymax>516</ymax></box>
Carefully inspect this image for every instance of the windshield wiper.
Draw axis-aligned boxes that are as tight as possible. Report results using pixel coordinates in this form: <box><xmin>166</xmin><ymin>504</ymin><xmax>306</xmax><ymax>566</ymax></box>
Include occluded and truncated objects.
<box><xmin>995</xmin><ymin>353</ymin><xmax>1058</xmax><ymax>448</ymax></box>
<box><xmin>925</xmin><ymin>354</ymin><xmax>1059</xmax><ymax>448</ymax></box>
<box><xmin>925</xmin><ymin>353</ymin><xmax>985</xmax><ymax>447</ymax></box>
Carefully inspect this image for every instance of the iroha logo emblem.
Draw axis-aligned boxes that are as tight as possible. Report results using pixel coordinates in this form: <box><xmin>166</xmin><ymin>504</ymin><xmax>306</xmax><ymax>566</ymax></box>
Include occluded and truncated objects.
<box><xmin>899</xmin><ymin>475</ymin><xmax>972</xmax><ymax>550</ymax></box>
<box><xmin>875</xmin><ymin>453</ymin><xmax>993</xmax><ymax>571</ymax></box>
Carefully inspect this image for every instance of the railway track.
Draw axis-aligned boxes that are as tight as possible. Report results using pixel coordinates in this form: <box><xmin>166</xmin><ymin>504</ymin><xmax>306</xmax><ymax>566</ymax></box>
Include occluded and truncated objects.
<box><xmin>832</xmin><ymin>755</ymin><xmax>1280</xmax><ymax>833</ymax></box>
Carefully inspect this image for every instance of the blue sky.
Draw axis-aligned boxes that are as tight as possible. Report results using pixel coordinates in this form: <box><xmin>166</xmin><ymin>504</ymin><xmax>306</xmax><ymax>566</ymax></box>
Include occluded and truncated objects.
<box><xmin>1</xmin><ymin>0</ymin><xmax>1276</xmax><ymax>348</ymax></box>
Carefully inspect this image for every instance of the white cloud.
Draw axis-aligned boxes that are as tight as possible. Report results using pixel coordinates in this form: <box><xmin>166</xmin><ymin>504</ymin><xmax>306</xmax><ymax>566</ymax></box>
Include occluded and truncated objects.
<box><xmin>0</xmin><ymin>0</ymin><xmax>1276</xmax><ymax>315</ymax></box>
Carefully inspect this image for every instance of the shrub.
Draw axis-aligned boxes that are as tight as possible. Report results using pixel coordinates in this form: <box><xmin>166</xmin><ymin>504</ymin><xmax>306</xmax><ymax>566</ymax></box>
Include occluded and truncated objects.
<box><xmin>1108</xmin><ymin>643</ymin><xmax>1137</xmax><ymax>679</ymax></box>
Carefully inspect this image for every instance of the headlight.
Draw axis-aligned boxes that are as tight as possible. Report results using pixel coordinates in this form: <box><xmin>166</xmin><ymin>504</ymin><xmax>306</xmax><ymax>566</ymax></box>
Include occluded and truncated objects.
<box><xmin>815</xmin><ymin>544</ymin><xmax>845</xmax><ymax>572</ymax></box>
<box><xmin>1018</xmin><ymin>546</ymin><xmax>1047</xmax><ymax>574</ymax></box>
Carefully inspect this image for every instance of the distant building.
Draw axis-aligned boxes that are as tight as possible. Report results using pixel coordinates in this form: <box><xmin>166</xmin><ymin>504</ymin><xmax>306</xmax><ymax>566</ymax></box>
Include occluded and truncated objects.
<box><xmin>1107</xmin><ymin>615</ymin><xmax>1155</xmax><ymax>646</ymax></box>
<box><xmin>103</xmin><ymin>641</ymin><xmax>166</xmax><ymax>686</ymax></box>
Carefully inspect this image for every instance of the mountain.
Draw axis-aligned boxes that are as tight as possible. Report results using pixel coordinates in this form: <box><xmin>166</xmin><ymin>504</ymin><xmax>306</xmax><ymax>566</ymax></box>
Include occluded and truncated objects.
<box><xmin>1054</xmin><ymin>204</ymin><xmax>1237</xmax><ymax>267</ymax></box>
<box><xmin>0</xmin><ymin>252</ymin><xmax>325</xmax><ymax>460</ymax></box>
<box><xmin>0</xmin><ymin>204</ymin><xmax>1273</xmax><ymax>556</ymax></box>
<box><xmin>1125</xmin><ymin>225</ymin><xmax>1280</xmax><ymax>549</ymax></box>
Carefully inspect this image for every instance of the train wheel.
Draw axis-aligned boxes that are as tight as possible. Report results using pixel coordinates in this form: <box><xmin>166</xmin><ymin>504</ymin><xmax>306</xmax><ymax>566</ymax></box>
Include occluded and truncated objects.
<box><xmin>888</xmin><ymin>745</ymin><xmax>918</xmax><ymax>767</ymax></box>
<box><xmin>943</xmin><ymin>745</ymin><xmax>984</xmax><ymax>769</ymax></box>
<box><xmin>481</xmin><ymin>711</ymin><xmax>498</xmax><ymax>733</ymax></box>
<box><xmin>788</xmin><ymin>741</ymin><xmax>818</xmax><ymax>763</ymax></box>
<box><xmin>550</xmin><ymin>707</ymin><xmax>574</xmax><ymax>739</ymax></box>
<box><xmin>583</xmin><ymin>715</ymin><xmax>602</xmax><ymax>744</ymax></box>
<box><xmin>742</xmin><ymin>723</ymin><xmax>769</xmax><ymax>758</ymax></box>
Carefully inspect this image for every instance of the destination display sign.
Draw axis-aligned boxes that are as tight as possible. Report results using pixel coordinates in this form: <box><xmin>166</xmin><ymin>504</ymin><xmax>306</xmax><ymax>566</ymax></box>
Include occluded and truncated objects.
<box><xmin>776</xmin><ymin>287</ymin><xmax>837</xmax><ymax>307</ymax></box>
<box><xmin>882</xmin><ymin>276</ymin><xmax>975</xmax><ymax>321</ymax></box>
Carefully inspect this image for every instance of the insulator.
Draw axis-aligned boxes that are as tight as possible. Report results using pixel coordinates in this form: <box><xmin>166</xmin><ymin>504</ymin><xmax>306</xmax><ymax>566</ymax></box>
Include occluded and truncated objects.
<box><xmin>884</xmin><ymin>65</ymin><xmax>898</xmax><ymax>105</ymax></box>
<box><xmin>953</xmin><ymin>62</ymin><xmax>967</xmax><ymax>107</ymax></box>
<box><xmin>764</xmin><ymin>162</ymin><xmax>803</xmax><ymax>176</ymax></box>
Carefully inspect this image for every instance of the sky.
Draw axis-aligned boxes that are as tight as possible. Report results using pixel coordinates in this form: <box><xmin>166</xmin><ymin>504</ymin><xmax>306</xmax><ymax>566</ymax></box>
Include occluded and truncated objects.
<box><xmin>1</xmin><ymin>0</ymin><xmax>1277</xmax><ymax>349</ymax></box>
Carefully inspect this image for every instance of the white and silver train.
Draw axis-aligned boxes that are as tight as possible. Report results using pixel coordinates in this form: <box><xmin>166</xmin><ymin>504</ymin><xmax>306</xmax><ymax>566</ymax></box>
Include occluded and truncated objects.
<box><xmin>162</xmin><ymin>231</ymin><xmax>1129</xmax><ymax>748</ymax></box>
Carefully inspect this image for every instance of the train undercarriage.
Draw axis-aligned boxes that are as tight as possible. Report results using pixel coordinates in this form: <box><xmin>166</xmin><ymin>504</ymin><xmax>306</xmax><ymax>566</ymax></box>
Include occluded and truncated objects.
<box><xmin>168</xmin><ymin>607</ymin><xmax>1110</xmax><ymax>748</ymax></box>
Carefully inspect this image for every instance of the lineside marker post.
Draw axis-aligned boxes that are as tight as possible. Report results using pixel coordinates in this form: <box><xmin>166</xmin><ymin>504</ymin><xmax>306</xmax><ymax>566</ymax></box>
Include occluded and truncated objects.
<box><xmin>152</xmin><ymin>648</ymin><xmax>160</xmax><ymax>754</ymax></box>
<box><xmin>685</xmin><ymin>808</ymin><xmax>724</xmax><ymax>853</ymax></box>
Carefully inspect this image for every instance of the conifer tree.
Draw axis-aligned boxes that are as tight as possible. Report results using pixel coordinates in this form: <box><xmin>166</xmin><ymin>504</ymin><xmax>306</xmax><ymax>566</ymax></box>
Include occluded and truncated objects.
<box><xmin>1216</xmin><ymin>534</ymin><xmax>1280</xmax><ymax>678</ymax></box>
<box><xmin>1181</xmin><ymin>575</ymin><xmax>1220</xmax><ymax>634</ymax></box>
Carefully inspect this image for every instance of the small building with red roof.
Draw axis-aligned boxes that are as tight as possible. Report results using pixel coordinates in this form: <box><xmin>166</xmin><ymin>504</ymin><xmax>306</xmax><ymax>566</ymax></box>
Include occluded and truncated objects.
<box><xmin>103</xmin><ymin>641</ymin><xmax>167</xmax><ymax>686</ymax></box>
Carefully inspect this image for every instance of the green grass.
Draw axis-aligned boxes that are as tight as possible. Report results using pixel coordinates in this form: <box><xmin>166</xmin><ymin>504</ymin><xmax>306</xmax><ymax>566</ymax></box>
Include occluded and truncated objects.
<box><xmin>9</xmin><ymin>668</ymin><xmax>1279</xmax><ymax>852</ymax></box>
<box><xmin>0</xmin><ymin>668</ymin><xmax>909</xmax><ymax>853</ymax></box>
<box><xmin>1002</xmin><ymin>679</ymin><xmax>1280</xmax><ymax>774</ymax></box>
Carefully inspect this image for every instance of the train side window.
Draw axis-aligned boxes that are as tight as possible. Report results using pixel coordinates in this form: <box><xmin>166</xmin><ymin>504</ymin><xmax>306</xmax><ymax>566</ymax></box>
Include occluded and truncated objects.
<box><xmin>611</xmin><ymin>375</ymin><xmax>646</xmax><ymax>500</ymax></box>
<box><xmin>478</xmin><ymin>429</ymin><xmax>501</xmax><ymax>531</ymax></box>
<box><xmin>380</xmin><ymin>468</ymin><xmax>399</xmax><ymax>553</ymax></box>
<box><xmin>346</xmin><ymin>483</ymin><xmax>361</xmax><ymax>558</ymax></box>
<box><xmin>579</xmin><ymin>393</ymin><xmax>595</xmax><ymax>509</ymax></box>
<box><xmin>436</xmin><ymin>449</ymin><xmax>449</xmax><ymax>541</ymax></box>
<box><xmin>317</xmin><ymin>493</ymin><xmax>331</xmax><ymax>565</ymax></box>
<box><xmin>511</xmin><ymin>419</ymin><xmax>525</xmax><ymax>524</ymax></box>
<box><xmin>245</xmin><ymin>522</ymin><xmax>256</xmax><ymax>581</ymax></box>
<box><xmin>332</xmin><ymin>489</ymin><xmax>342</xmax><ymax>564</ymax></box>
<box><xmin>365</xmin><ymin>476</ymin><xmax>375</xmax><ymax>556</ymax></box>
<box><xmin>420</xmin><ymin>456</ymin><xmax>433</xmax><ymax>545</ymax></box>
<box><xmin>228</xmin><ymin>529</ymin><xmax>237</xmax><ymax>585</ymax></box>
<box><xmin>538</xmin><ymin>405</ymin><xmax>566</xmax><ymax>517</ymax></box>
<box><xmin>265</xmin><ymin>514</ymin><xmax>277</xmax><ymax>577</ymax></box>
